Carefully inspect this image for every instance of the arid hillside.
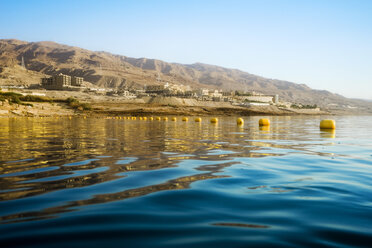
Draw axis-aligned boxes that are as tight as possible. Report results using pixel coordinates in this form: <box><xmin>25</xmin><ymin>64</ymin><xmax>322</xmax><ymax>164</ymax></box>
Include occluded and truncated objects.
<box><xmin>0</xmin><ymin>39</ymin><xmax>370</xmax><ymax>111</ymax></box>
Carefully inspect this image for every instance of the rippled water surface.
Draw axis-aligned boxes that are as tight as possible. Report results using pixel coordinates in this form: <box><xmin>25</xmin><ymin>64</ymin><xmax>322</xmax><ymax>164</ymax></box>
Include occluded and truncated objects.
<box><xmin>1</xmin><ymin>116</ymin><xmax>372</xmax><ymax>247</ymax></box>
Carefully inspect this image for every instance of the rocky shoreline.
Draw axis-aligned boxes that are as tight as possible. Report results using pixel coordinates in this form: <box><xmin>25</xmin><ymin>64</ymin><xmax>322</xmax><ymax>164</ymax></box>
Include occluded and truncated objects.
<box><xmin>0</xmin><ymin>99</ymin><xmax>329</xmax><ymax>118</ymax></box>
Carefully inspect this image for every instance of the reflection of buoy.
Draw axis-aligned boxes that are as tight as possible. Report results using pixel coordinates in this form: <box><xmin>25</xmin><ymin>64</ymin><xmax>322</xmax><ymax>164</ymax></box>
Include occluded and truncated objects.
<box><xmin>149</xmin><ymin>117</ymin><xmax>154</xmax><ymax>121</ymax></box>
<box><xmin>259</xmin><ymin>126</ymin><xmax>270</xmax><ymax>131</ymax></box>
<box><xmin>210</xmin><ymin>117</ymin><xmax>218</xmax><ymax>123</ymax></box>
<box><xmin>182</xmin><ymin>117</ymin><xmax>188</xmax><ymax>122</ymax></box>
<box><xmin>320</xmin><ymin>129</ymin><xmax>335</xmax><ymax>138</ymax></box>
<box><xmin>237</xmin><ymin>118</ymin><xmax>244</xmax><ymax>125</ymax></box>
<box><xmin>156</xmin><ymin>117</ymin><xmax>161</xmax><ymax>121</ymax></box>
<box><xmin>163</xmin><ymin>117</ymin><xmax>168</xmax><ymax>121</ymax></box>
<box><xmin>320</xmin><ymin>120</ymin><xmax>336</xmax><ymax>129</ymax></box>
<box><xmin>195</xmin><ymin>117</ymin><xmax>202</xmax><ymax>122</ymax></box>
<box><xmin>171</xmin><ymin>117</ymin><xmax>177</xmax><ymax>121</ymax></box>
<box><xmin>259</xmin><ymin>118</ymin><xmax>270</xmax><ymax>126</ymax></box>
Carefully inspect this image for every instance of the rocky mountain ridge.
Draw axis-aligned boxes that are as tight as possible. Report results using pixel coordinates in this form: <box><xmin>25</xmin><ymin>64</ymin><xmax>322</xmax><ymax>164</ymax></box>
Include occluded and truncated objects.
<box><xmin>0</xmin><ymin>39</ymin><xmax>370</xmax><ymax>111</ymax></box>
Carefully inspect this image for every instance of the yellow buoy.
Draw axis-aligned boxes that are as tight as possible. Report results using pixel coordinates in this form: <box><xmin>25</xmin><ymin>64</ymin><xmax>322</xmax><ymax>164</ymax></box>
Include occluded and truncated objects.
<box><xmin>259</xmin><ymin>118</ymin><xmax>270</xmax><ymax>126</ymax></box>
<box><xmin>84</xmin><ymin>116</ymin><xmax>87</xmax><ymax>119</ymax></box>
<box><xmin>132</xmin><ymin>117</ymin><xmax>136</xmax><ymax>120</ymax></box>
<box><xmin>139</xmin><ymin>117</ymin><xmax>143</xmax><ymax>120</ymax></box>
<box><xmin>171</xmin><ymin>117</ymin><xmax>177</xmax><ymax>121</ymax></box>
<box><xmin>163</xmin><ymin>117</ymin><xmax>168</xmax><ymax>121</ymax></box>
<box><xmin>156</xmin><ymin>117</ymin><xmax>161</xmax><ymax>121</ymax></box>
<box><xmin>195</xmin><ymin>117</ymin><xmax>202</xmax><ymax>122</ymax></box>
<box><xmin>237</xmin><ymin>118</ymin><xmax>244</xmax><ymax>125</ymax></box>
<box><xmin>210</xmin><ymin>117</ymin><xmax>218</xmax><ymax>123</ymax></box>
<box><xmin>182</xmin><ymin>117</ymin><xmax>189</xmax><ymax>122</ymax></box>
<box><xmin>320</xmin><ymin>119</ymin><xmax>336</xmax><ymax>129</ymax></box>
<box><xmin>69</xmin><ymin>116</ymin><xmax>72</xmax><ymax>120</ymax></box>
<box><xmin>149</xmin><ymin>117</ymin><xmax>154</xmax><ymax>121</ymax></box>
<box><xmin>143</xmin><ymin>117</ymin><xmax>147</xmax><ymax>121</ymax></box>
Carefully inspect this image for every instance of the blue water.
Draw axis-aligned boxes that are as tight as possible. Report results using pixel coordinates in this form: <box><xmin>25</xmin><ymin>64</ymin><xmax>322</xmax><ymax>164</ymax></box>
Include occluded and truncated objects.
<box><xmin>0</xmin><ymin>116</ymin><xmax>372</xmax><ymax>247</ymax></box>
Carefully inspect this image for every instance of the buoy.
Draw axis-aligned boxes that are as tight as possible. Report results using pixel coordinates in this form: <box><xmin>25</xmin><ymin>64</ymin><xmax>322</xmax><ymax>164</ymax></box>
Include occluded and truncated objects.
<box><xmin>171</xmin><ymin>117</ymin><xmax>177</xmax><ymax>121</ymax></box>
<box><xmin>149</xmin><ymin>117</ymin><xmax>154</xmax><ymax>121</ymax></box>
<box><xmin>320</xmin><ymin>119</ymin><xmax>336</xmax><ymax>129</ymax></box>
<box><xmin>139</xmin><ymin>117</ymin><xmax>143</xmax><ymax>120</ymax></box>
<box><xmin>237</xmin><ymin>118</ymin><xmax>244</xmax><ymax>125</ymax></box>
<box><xmin>69</xmin><ymin>116</ymin><xmax>72</xmax><ymax>120</ymax></box>
<box><xmin>132</xmin><ymin>117</ymin><xmax>136</xmax><ymax>120</ymax></box>
<box><xmin>210</xmin><ymin>117</ymin><xmax>218</xmax><ymax>123</ymax></box>
<box><xmin>83</xmin><ymin>116</ymin><xmax>87</xmax><ymax>119</ymax></box>
<box><xmin>156</xmin><ymin>117</ymin><xmax>161</xmax><ymax>121</ymax></box>
<box><xmin>163</xmin><ymin>117</ymin><xmax>168</xmax><ymax>121</ymax></box>
<box><xmin>259</xmin><ymin>118</ymin><xmax>270</xmax><ymax>126</ymax></box>
<box><xmin>182</xmin><ymin>117</ymin><xmax>188</xmax><ymax>122</ymax></box>
<box><xmin>143</xmin><ymin>117</ymin><xmax>147</xmax><ymax>121</ymax></box>
<box><xmin>195</xmin><ymin>117</ymin><xmax>202</xmax><ymax>122</ymax></box>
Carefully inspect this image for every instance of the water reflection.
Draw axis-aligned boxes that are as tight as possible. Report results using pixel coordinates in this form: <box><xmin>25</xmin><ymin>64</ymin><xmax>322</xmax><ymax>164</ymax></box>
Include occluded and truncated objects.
<box><xmin>0</xmin><ymin>116</ymin><xmax>353</xmax><ymax>224</ymax></box>
<box><xmin>320</xmin><ymin>129</ymin><xmax>336</xmax><ymax>139</ymax></box>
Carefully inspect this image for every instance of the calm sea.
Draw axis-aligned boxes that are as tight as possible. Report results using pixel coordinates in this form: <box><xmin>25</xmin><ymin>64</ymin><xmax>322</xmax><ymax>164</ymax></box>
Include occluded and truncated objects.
<box><xmin>0</xmin><ymin>116</ymin><xmax>371</xmax><ymax>247</ymax></box>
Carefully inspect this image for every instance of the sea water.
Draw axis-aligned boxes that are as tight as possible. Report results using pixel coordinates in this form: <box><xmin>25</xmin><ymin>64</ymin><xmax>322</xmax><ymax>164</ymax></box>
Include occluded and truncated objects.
<box><xmin>0</xmin><ymin>116</ymin><xmax>371</xmax><ymax>247</ymax></box>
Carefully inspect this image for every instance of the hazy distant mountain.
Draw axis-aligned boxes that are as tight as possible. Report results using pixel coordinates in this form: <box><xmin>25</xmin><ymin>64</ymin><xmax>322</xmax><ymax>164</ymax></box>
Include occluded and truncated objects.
<box><xmin>0</xmin><ymin>39</ymin><xmax>370</xmax><ymax>111</ymax></box>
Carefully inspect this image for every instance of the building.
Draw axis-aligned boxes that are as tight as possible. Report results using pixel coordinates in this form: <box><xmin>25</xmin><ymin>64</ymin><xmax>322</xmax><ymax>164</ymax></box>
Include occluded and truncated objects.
<box><xmin>146</xmin><ymin>84</ymin><xmax>169</xmax><ymax>95</ymax></box>
<box><xmin>41</xmin><ymin>73</ymin><xmax>85</xmax><ymax>90</ymax></box>
<box><xmin>71</xmin><ymin>76</ymin><xmax>83</xmax><ymax>86</ymax></box>
<box><xmin>236</xmin><ymin>95</ymin><xmax>275</xmax><ymax>103</ymax></box>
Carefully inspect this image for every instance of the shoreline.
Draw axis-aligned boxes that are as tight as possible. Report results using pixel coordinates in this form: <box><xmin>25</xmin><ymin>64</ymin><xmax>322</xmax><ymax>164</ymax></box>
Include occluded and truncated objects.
<box><xmin>0</xmin><ymin>100</ymin><xmax>331</xmax><ymax>117</ymax></box>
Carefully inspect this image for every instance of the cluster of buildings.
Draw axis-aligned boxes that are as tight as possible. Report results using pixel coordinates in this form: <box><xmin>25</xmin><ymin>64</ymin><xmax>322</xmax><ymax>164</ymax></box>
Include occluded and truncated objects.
<box><xmin>144</xmin><ymin>82</ymin><xmax>279</xmax><ymax>104</ymax></box>
<box><xmin>145</xmin><ymin>83</ymin><xmax>192</xmax><ymax>96</ymax></box>
<box><xmin>40</xmin><ymin>73</ymin><xmax>280</xmax><ymax>105</ymax></box>
<box><xmin>41</xmin><ymin>73</ymin><xmax>84</xmax><ymax>91</ymax></box>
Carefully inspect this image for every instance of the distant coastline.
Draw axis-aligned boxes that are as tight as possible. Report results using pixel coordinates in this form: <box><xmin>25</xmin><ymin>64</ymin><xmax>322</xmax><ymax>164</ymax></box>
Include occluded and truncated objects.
<box><xmin>0</xmin><ymin>89</ymin><xmax>330</xmax><ymax>117</ymax></box>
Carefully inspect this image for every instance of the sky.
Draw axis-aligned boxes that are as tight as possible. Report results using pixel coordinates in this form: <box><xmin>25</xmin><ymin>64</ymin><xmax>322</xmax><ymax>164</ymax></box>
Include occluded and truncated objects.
<box><xmin>1</xmin><ymin>0</ymin><xmax>371</xmax><ymax>99</ymax></box>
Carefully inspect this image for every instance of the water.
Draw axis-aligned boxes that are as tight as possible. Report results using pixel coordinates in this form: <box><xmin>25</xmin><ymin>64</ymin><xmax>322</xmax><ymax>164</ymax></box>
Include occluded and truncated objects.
<box><xmin>0</xmin><ymin>116</ymin><xmax>372</xmax><ymax>247</ymax></box>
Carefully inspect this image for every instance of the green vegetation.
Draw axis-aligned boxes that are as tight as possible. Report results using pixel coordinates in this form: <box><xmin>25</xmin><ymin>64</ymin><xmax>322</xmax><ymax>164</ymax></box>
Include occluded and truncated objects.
<box><xmin>244</xmin><ymin>99</ymin><xmax>267</xmax><ymax>103</ymax></box>
<box><xmin>291</xmin><ymin>103</ymin><xmax>318</xmax><ymax>109</ymax></box>
<box><xmin>235</xmin><ymin>91</ymin><xmax>253</xmax><ymax>96</ymax></box>
<box><xmin>19</xmin><ymin>95</ymin><xmax>53</xmax><ymax>102</ymax></box>
<box><xmin>0</xmin><ymin>91</ymin><xmax>32</xmax><ymax>106</ymax></box>
<box><xmin>66</xmin><ymin>97</ymin><xmax>91</xmax><ymax>111</ymax></box>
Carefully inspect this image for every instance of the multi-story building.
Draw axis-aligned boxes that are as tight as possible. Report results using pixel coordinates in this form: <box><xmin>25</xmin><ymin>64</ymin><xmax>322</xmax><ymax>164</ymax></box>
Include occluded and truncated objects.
<box><xmin>41</xmin><ymin>73</ymin><xmax>84</xmax><ymax>90</ymax></box>
<box><xmin>71</xmin><ymin>76</ymin><xmax>83</xmax><ymax>86</ymax></box>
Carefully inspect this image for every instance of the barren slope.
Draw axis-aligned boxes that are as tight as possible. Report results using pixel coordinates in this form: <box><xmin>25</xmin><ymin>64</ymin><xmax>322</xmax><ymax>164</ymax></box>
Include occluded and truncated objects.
<box><xmin>0</xmin><ymin>39</ymin><xmax>370</xmax><ymax>111</ymax></box>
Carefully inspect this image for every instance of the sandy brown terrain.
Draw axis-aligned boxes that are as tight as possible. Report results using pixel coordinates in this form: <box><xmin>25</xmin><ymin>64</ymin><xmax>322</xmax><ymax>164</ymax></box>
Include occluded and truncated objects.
<box><xmin>1</xmin><ymin>38</ymin><xmax>372</xmax><ymax>114</ymax></box>
<box><xmin>0</xmin><ymin>88</ymin><xmax>329</xmax><ymax>117</ymax></box>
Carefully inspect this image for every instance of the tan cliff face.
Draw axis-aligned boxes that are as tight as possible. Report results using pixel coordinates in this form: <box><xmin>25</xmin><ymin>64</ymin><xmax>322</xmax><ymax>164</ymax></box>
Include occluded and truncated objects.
<box><xmin>0</xmin><ymin>38</ymin><xmax>369</xmax><ymax>110</ymax></box>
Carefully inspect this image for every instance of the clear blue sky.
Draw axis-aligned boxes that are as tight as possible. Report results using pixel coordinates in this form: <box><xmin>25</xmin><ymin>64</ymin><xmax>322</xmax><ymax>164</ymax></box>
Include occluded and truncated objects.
<box><xmin>1</xmin><ymin>0</ymin><xmax>371</xmax><ymax>99</ymax></box>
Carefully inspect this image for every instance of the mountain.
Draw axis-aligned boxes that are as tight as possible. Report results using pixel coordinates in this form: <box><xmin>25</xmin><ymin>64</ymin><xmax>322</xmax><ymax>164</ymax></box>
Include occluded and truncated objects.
<box><xmin>0</xmin><ymin>39</ymin><xmax>370</xmax><ymax>111</ymax></box>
